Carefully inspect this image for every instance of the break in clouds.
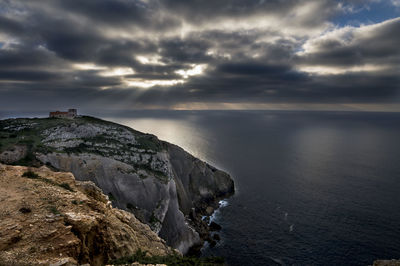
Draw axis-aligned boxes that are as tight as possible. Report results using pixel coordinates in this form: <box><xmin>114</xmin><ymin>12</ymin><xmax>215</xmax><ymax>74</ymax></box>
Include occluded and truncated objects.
<box><xmin>0</xmin><ymin>0</ymin><xmax>399</xmax><ymax>111</ymax></box>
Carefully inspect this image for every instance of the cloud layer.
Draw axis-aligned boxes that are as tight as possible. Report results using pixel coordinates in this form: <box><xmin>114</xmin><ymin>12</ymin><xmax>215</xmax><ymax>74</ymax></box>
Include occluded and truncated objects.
<box><xmin>0</xmin><ymin>0</ymin><xmax>399</xmax><ymax>111</ymax></box>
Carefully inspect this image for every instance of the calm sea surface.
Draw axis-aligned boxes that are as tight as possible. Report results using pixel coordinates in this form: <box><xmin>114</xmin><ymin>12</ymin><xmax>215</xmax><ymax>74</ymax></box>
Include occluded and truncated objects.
<box><xmin>106</xmin><ymin>110</ymin><xmax>400</xmax><ymax>266</ymax></box>
<box><xmin>4</xmin><ymin>110</ymin><xmax>399</xmax><ymax>266</ymax></box>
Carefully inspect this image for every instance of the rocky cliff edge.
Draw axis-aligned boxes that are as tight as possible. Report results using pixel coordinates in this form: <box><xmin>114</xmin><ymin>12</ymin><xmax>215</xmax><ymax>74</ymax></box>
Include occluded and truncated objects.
<box><xmin>0</xmin><ymin>164</ymin><xmax>175</xmax><ymax>266</ymax></box>
<box><xmin>0</xmin><ymin>116</ymin><xmax>235</xmax><ymax>254</ymax></box>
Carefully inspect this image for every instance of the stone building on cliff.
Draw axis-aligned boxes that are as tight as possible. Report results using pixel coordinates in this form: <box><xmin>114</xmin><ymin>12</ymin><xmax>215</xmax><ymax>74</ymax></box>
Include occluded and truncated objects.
<box><xmin>49</xmin><ymin>109</ymin><xmax>77</xmax><ymax>118</ymax></box>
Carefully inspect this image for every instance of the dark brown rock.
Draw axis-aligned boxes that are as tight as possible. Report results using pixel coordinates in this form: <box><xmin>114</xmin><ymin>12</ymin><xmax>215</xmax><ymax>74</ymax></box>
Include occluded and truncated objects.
<box><xmin>209</xmin><ymin>222</ymin><xmax>222</xmax><ymax>231</ymax></box>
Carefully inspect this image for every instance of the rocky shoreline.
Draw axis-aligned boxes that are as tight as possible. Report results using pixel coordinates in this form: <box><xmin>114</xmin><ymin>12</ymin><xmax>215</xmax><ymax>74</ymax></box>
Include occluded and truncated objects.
<box><xmin>186</xmin><ymin>199</ymin><xmax>230</xmax><ymax>255</ymax></box>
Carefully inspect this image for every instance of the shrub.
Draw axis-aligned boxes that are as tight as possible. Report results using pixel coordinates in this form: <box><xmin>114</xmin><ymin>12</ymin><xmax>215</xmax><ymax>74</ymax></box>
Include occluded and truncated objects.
<box><xmin>58</xmin><ymin>183</ymin><xmax>74</xmax><ymax>192</ymax></box>
<box><xmin>36</xmin><ymin>144</ymin><xmax>53</xmax><ymax>154</ymax></box>
<box><xmin>19</xmin><ymin>207</ymin><xmax>32</xmax><ymax>213</ymax></box>
<box><xmin>149</xmin><ymin>213</ymin><xmax>160</xmax><ymax>224</ymax></box>
<box><xmin>109</xmin><ymin>249</ymin><xmax>225</xmax><ymax>265</ymax></box>
<box><xmin>22</xmin><ymin>171</ymin><xmax>39</xmax><ymax>179</ymax></box>
<box><xmin>48</xmin><ymin>206</ymin><xmax>60</xmax><ymax>215</ymax></box>
<box><xmin>108</xmin><ymin>192</ymin><xmax>116</xmax><ymax>201</ymax></box>
<box><xmin>136</xmin><ymin>136</ymin><xmax>162</xmax><ymax>152</ymax></box>
<box><xmin>10</xmin><ymin>235</ymin><xmax>22</xmax><ymax>244</ymax></box>
<box><xmin>13</xmin><ymin>152</ymin><xmax>37</xmax><ymax>167</ymax></box>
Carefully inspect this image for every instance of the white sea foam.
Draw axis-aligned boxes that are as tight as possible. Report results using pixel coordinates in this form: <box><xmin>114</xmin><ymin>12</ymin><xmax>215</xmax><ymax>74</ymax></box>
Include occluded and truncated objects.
<box><xmin>289</xmin><ymin>224</ymin><xmax>294</xmax><ymax>232</ymax></box>
<box><xmin>219</xmin><ymin>199</ymin><xmax>229</xmax><ymax>208</ymax></box>
<box><xmin>209</xmin><ymin>199</ymin><xmax>229</xmax><ymax>223</ymax></box>
<box><xmin>210</xmin><ymin>210</ymin><xmax>219</xmax><ymax>223</ymax></box>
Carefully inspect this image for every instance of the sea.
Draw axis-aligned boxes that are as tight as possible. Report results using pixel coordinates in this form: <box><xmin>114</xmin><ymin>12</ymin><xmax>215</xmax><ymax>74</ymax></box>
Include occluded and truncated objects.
<box><xmin>2</xmin><ymin>110</ymin><xmax>400</xmax><ymax>265</ymax></box>
<box><xmin>106</xmin><ymin>110</ymin><xmax>400</xmax><ymax>266</ymax></box>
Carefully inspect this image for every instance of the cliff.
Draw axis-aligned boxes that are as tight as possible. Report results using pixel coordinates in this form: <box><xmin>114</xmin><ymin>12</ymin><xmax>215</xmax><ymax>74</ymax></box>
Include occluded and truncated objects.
<box><xmin>0</xmin><ymin>164</ymin><xmax>174</xmax><ymax>265</ymax></box>
<box><xmin>0</xmin><ymin>116</ymin><xmax>235</xmax><ymax>253</ymax></box>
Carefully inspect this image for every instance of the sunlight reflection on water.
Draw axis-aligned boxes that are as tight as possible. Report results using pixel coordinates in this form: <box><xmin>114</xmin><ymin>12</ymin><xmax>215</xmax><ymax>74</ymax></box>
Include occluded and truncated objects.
<box><xmin>105</xmin><ymin>117</ymin><xmax>212</xmax><ymax>163</ymax></box>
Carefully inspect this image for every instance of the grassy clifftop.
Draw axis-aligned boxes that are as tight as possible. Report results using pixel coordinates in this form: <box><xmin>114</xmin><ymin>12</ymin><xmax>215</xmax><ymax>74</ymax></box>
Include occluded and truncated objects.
<box><xmin>0</xmin><ymin>116</ymin><xmax>163</xmax><ymax>153</ymax></box>
<box><xmin>0</xmin><ymin>116</ymin><xmax>168</xmax><ymax>180</ymax></box>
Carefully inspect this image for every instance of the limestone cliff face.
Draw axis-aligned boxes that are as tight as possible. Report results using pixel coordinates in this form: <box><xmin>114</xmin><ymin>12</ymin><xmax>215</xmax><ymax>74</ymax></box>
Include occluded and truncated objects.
<box><xmin>0</xmin><ymin>164</ymin><xmax>174</xmax><ymax>266</ymax></box>
<box><xmin>38</xmin><ymin>153</ymin><xmax>201</xmax><ymax>254</ymax></box>
<box><xmin>0</xmin><ymin>116</ymin><xmax>235</xmax><ymax>254</ymax></box>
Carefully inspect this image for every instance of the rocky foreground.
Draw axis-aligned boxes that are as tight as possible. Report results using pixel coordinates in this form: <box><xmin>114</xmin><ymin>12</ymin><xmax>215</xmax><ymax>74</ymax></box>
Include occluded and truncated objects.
<box><xmin>0</xmin><ymin>116</ymin><xmax>235</xmax><ymax>253</ymax></box>
<box><xmin>0</xmin><ymin>164</ymin><xmax>174</xmax><ymax>265</ymax></box>
<box><xmin>372</xmin><ymin>260</ymin><xmax>400</xmax><ymax>266</ymax></box>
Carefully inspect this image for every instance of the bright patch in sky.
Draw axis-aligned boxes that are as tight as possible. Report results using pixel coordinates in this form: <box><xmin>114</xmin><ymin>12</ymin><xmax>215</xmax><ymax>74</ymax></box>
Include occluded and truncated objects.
<box><xmin>175</xmin><ymin>64</ymin><xmax>207</xmax><ymax>79</ymax></box>
<box><xmin>125</xmin><ymin>79</ymin><xmax>184</xmax><ymax>88</ymax></box>
<box><xmin>298</xmin><ymin>64</ymin><xmax>386</xmax><ymax>75</ymax></box>
<box><xmin>73</xmin><ymin>63</ymin><xmax>107</xmax><ymax>70</ymax></box>
<box><xmin>136</xmin><ymin>55</ymin><xmax>166</xmax><ymax>65</ymax></box>
<box><xmin>100</xmin><ymin>67</ymin><xmax>135</xmax><ymax>77</ymax></box>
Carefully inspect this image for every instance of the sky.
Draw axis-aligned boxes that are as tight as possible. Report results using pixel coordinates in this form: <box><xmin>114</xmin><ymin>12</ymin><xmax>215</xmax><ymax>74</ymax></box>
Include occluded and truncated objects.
<box><xmin>0</xmin><ymin>0</ymin><xmax>399</xmax><ymax>113</ymax></box>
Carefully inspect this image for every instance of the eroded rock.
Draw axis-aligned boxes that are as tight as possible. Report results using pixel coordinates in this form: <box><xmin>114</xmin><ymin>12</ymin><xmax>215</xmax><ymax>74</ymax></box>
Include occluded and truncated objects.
<box><xmin>0</xmin><ymin>165</ymin><xmax>174</xmax><ymax>265</ymax></box>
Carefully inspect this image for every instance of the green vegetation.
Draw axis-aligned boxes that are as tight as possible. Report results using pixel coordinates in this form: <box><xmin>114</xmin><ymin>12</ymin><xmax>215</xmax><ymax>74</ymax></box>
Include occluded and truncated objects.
<box><xmin>1</xmin><ymin>116</ymin><xmax>169</xmax><ymax>182</ymax></box>
<box><xmin>64</xmin><ymin>143</ymin><xmax>92</xmax><ymax>155</ymax></box>
<box><xmin>59</xmin><ymin>183</ymin><xmax>74</xmax><ymax>192</ymax></box>
<box><xmin>149</xmin><ymin>213</ymin><xmax>161</xmax><ymax>225</ymax></box>
<box><xmin>48</xmin><ymin>206</ymin><xmax>60</xmax><ymax>215</ymax></box>
<box><xmin>0</xmin><ymin>118</ymin><xmax>60</xmax><ymax>167</ymax></box>
<box><xmin>136</xmin><ymin>135</ymin><xmax>163</xmax><ymax>152</ymax></box>
<box><xmin>108</xmin><ymin>192</ymin><xmax>116</xmax><ymax>201</ymax></box>
<box><xmin>0</xmin><ymin>119</ymin><xmax>48</xmax><ymax>152</ymax></box>
<box><xmin>109</xmin><ymin>249</ymin><xmax>224</xmax><ymax>266</ymax></box>
<box><xmin>12</xmin><ymin>151</ymin><xmax>38</xmax><ymax>167</ymax></box>
<box><xmin>135</xmin><ymin>163</ymin><xmax>169</xmax><ymax>183</ymax></box>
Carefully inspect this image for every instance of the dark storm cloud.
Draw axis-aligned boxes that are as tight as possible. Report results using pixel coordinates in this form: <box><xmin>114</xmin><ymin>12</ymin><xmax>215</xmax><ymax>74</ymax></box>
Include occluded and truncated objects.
<box><xmin>0</xmin><ymin>45</ymin><xmax>64</xmax><ymax>69</ymax></box>
<box><xmin>159</xmin><ymin>38</ymin><xmax>212</xmax><ymax>64</ymax></box>
<box><xmin>160</xmin><ymin>0</ymin><xmax>333</xmax><ymax>24</ymax></box>
<box><xmin>0</xmin><ymin>0</ymin><xmax>399</xmax><ymax>111</ymax></box>
<box><xmin>131</xmin><ymin>65</ymin><xmax>398</xmax><ymax>106</ymax></box>
<box><xmin>0</xmin><ymin>16</ymin><xmax>24</xmax><ymax>35</ymax></box>
<box><xmin>217</xmin><ymin>62</ymin><xmax>292</xmax><ymax>76</ymax></box>
<box><xmin>57</xmin><ymin>0</ymin><xmax>151</xmax><ymax>25</ymax></box>
<box><xmin>0</xmin><ymin>69</ymin><xmax>62</xmax><ymax>81</ymax></box>
<box><xmin>55</xmin><ymin>0</ymin><xmax>181</xmax><ymax>30</ymax></box>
